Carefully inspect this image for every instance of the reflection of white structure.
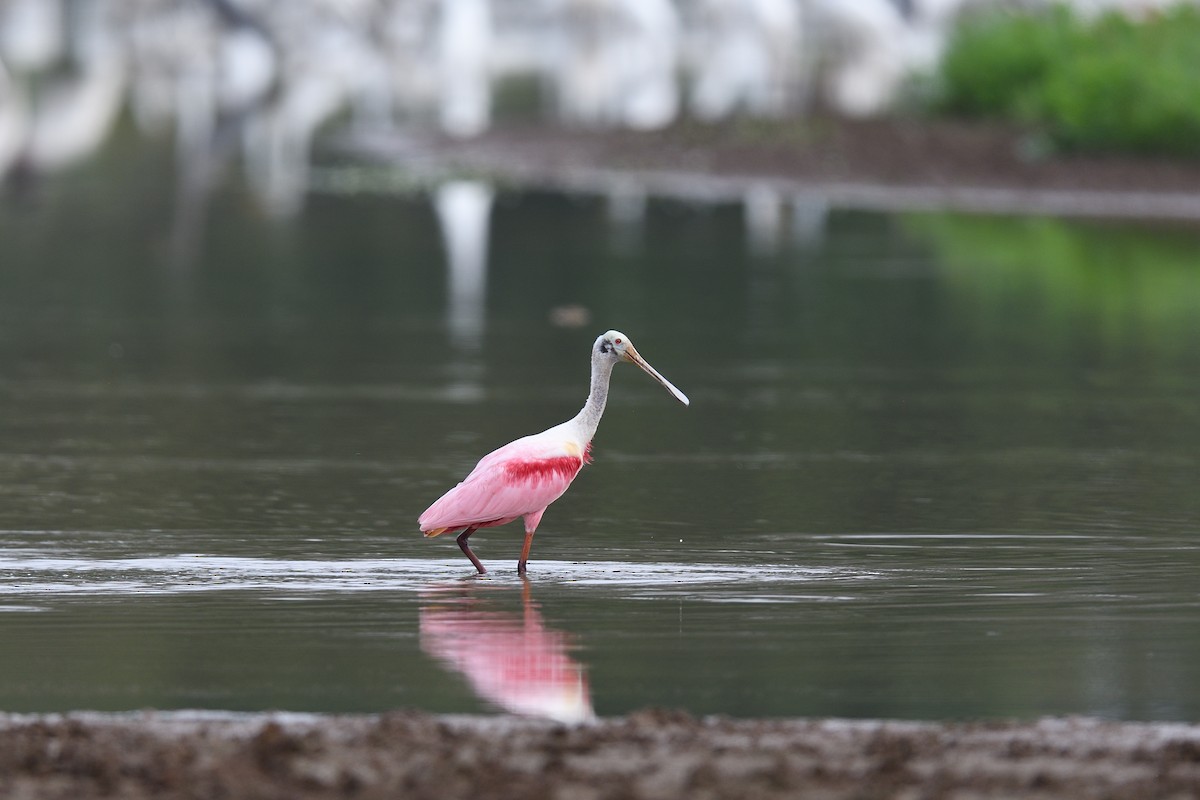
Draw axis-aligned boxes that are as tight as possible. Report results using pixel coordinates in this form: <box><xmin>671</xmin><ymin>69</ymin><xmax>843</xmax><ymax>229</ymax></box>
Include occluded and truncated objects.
<box><xmin>689</xmin><ymin>0</ymin><xmax>804</xmax><ymax>121</ymax></box>
<box><xmin>435</xmin><ymin>181</ymin><xmax>495</xmax><ymax>351</ymax></box>
<box><xmin>791</xmin><ymin>191</ymin><xmax>829</xmax><ymax>249</ymax></box>
<box><xmin>419</xmin><ymin>584</ymin><xmax>595</xmax><ymax>724</ymax></box>
<box><xmin>747</xmin><ymin>186</ymin><xmax>829</xmax><ymax>253</ymax></box>
<box><xmin>744</xmin><ymin>184</ymin><xmax>784</xmax><ymax>256</ymax></box>
<box><xmin>0</xmin><ymin>61</ymin><xmax>24</xmax><ymax>175</ymax></box>
<box><xmin>606</xmin><ymin>177</ymin><xmax>647</xmax><ymax>252</ymax></box>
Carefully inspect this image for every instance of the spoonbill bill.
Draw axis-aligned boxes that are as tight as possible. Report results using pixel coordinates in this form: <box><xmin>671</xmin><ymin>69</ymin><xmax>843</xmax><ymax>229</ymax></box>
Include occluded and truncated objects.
<box><xmin>419</xmin><ymin>330</ymin><xmax>689</xmax><ymax>575</ymax></box>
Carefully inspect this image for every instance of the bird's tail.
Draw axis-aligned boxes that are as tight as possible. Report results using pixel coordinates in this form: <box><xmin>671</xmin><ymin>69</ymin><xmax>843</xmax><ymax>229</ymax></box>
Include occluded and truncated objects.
<box><xmin>422</xmin><ymin>526</ymin><xmax>453</xmax><ymax>538</ymax></box>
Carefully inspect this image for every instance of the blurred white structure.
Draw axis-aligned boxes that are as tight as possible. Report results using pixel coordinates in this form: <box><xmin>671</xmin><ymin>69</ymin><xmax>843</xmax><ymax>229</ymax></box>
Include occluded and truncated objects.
<box><xmin>29</xmin><ymin>4</ymin><xmax>126</xmax><ymax>171</ymax></box>
<box><xmin>0</xmin><ymin>0</ymin><xmax>64</xmax><ymax>72</ymax></box>
<box><xmin>5</xmin><ymin>0</ymin><xmax>1194</xmax><ymax>212</ymax></box>
<box><xmin>546</xmin><ymin>0</ymin><xmax>679</xmax><ymax>129</ymax></box>
<box><xmin>688</xmin><ymin>0</ymin><xmax>804</xmax><ymax>120</ymax></box>
<box><xmin>216</xmin><ymin>24</ymin><xmax>275</xmax><ymax>112</ymax></box>
<box><xmin>438</xmin><ymin>0</ymin><xmax>492</xmax><ymax>137</ymax></box>
<box><xmin>0</xmin><ymin>0</ymin><xmax>126</xmax><ymax>175</ymax></box>
<box><xmin>810</xmin><ymin>0</ymin><xmax>967</xmax><ymax>117</ymax></box>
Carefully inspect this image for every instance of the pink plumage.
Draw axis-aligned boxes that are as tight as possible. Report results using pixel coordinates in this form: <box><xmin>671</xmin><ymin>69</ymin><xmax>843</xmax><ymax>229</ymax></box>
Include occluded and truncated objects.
<box><xmin>417</xmin><ymin>330</ymin><xmax>688</xmax><ymax>575</ymax></box>
<box><xmin>419</xmin><ymin>440</ymin><xmax>593</xmax><ymax>537</ymax></box>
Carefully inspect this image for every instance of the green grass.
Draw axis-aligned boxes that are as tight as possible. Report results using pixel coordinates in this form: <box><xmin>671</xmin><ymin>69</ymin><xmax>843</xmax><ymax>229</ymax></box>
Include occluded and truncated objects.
<box><xmin>934</xmin><ymin>4</ymin><xmax>1200</xmax><ymax>157</ymax></box>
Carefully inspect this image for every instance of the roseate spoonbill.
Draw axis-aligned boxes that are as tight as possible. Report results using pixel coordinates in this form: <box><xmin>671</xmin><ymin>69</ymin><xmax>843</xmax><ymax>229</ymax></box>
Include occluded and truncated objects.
<box><xmin>419</xmin><ymin>330</ymin><xmax>689</xmax><ymax>575</ymax></box>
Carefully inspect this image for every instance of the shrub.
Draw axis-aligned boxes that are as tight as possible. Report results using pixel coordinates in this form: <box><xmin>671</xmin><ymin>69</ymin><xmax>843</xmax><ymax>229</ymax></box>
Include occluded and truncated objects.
<box><xmin>934</xmin><ymin>4</ymin><xmax>1200</xmax><ymax>157</ymax></box>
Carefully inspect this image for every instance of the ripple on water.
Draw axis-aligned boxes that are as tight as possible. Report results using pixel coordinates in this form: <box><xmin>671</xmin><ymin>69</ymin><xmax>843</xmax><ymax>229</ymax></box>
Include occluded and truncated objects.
<box><xmin>0</xmin><ymin>554</ymin><xmax>876</xmax><ymax>598</ymax></box>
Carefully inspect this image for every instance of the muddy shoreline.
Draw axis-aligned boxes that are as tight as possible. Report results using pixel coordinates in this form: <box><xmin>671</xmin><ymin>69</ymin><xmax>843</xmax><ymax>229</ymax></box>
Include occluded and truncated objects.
<box><xmin>4</xmin><ymin>711</ymin><xmax>1199</xmax><ymax>799</ymax></box>
<box><xmin>340</xmin><ymin>117</ymin><xmax>1200</xmax><ymax>220</ymax></box>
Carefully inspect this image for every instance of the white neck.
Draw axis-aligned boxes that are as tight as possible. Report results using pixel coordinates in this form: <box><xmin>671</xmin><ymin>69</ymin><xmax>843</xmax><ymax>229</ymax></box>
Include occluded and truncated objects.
<box><xmin>571</xmin><ymin>350</ymin><xmax>616</xmax><ymax>441</ymax></box>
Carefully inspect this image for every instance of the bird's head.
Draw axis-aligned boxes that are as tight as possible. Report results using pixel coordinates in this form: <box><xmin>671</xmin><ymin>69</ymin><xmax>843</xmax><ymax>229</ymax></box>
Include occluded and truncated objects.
<box><xmin>594</xmin><ymin>330</ymin><xmax>689</xmax><ymax>406</ymax></box>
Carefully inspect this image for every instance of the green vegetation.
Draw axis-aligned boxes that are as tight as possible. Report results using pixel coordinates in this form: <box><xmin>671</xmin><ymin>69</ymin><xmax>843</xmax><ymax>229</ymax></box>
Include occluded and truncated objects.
<box><xmin>905</xmin><ymin>212</ymin><xmax>1200</xmax><ymax>365</ymax></box>
<box><xmin>935</xmin><ymin>4</ymin><xmax>1200</xmax><ymax>156</ymax></box>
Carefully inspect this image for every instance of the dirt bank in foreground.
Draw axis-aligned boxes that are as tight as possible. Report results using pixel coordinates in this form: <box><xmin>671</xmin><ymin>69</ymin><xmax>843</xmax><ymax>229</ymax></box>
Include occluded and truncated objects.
<box><xmin>3</xmin><ymin>711</ymin><xmax>1199</xmax><ymax>799</ymax></box>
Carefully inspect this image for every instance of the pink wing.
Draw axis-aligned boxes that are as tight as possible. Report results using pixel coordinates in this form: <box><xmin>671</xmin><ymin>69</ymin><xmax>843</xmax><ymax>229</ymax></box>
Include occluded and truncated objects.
<box><xmin>419</xmin><ymin>437</ymin><xmax>586</xmax><ymax>534</ymax></box>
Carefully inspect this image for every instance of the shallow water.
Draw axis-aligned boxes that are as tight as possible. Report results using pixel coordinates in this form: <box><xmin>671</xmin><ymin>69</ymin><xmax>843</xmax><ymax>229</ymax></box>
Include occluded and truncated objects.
<box><xmin>1</xmin><ymin>136</ymin><xmax>1199</xmax><ymax>721</ymax></box>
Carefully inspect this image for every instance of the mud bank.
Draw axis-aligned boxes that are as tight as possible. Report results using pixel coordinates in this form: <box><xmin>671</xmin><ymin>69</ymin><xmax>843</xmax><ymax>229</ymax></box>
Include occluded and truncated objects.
<box><xmin>340</xmin><ymin>118</ymin><xmax>1200</xmax><ymax>220</ymax></box>
<box><xmin>3</xmin><ymin>711</ymin><xmax>1199</xmax><ymax>799</ymax></box>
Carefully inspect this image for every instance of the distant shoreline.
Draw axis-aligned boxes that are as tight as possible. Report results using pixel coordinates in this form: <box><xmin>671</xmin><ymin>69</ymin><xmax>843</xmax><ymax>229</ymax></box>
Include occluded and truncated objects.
<box><xmin>336</xmin><ymin>117</ymin><xmax>1200</xmax><ymax>222</ymax></box>
<box><xmin>4</xmin><ymin>710</ymin><xmax>1199</xmax><ymax>799</ymax></box>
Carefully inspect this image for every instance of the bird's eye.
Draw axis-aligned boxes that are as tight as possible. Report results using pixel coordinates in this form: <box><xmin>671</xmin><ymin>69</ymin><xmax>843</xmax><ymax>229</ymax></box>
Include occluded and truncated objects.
<box><xmin>614</xmin><ymin>338</ymin><xmax>622</xmax><ymax>345</ymax></box>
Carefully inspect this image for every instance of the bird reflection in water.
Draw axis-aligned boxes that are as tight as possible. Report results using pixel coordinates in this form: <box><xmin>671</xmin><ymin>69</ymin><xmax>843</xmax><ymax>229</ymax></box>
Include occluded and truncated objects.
<box><xmin>419</xmin><ymin>580</ymin><xmax>595</xmax><ymax>724</ymax></box>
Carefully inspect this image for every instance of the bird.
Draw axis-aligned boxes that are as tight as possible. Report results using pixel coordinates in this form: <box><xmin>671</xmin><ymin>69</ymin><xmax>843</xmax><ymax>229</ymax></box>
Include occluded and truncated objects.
<box><xmin>419</xmin><ymin>330</ymin><xmax>689</xmax><ymax>575</ymax></box>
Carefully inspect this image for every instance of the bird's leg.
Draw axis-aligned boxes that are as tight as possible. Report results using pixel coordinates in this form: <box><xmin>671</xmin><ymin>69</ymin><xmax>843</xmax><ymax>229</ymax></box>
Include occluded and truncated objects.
<box><xmin>456</xmin><ymin>527</ymin><xmax>486</xmax><ymax>574</ymax></box>
<box><xmin>517</xmin><ymin>529</ymin><xmax>536</xmax><ymax>576</ymax></box>
<box><xmin>517</xmin><ymin>510</ymin><xmax>545</xmax><ymax>576</ymax></box>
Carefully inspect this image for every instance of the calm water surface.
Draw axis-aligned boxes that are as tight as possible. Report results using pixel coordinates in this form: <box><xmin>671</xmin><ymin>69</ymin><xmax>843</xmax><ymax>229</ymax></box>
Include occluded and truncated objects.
<box><xmin>1</xmin><ymin>136</ymin><xmax>1199</xmax><ymax>721</ymax></box>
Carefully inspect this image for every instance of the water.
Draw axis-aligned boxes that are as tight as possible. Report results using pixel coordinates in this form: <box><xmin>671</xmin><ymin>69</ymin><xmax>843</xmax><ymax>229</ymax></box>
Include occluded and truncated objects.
<box><xmin>1</xmin><ymin>133</ymin><xmax>1199</xmax><ymax>722</ymax></box>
